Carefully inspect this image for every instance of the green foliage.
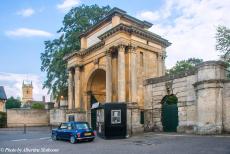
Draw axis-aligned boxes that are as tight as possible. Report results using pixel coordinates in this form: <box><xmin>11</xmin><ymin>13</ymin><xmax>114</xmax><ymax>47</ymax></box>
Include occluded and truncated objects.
<box><xmin>31</xmin><ymin>103</ymin><xmax>45</xmax><ymax>109</ymax></box>
<box><xmin>5</xmin><ymin>97</ymin><xmax>21</xmax><ymax>109</ymax></box>
<box><xmin>41</xmin><ymin>5</ymin><xmax>111</xmax><ymax>99</ymax></box>
<box><xmin>0</xmin><ymin>111</ymin><xmax>6</xmax><ymax>128</ymax></box>
<box><xmin>216</xmin><ymin>26</ymin><xmax>230</xmax><ymax>62</ymax></box>
<box><xmin>166</xmin><ymin>58</ymin><xmax>203</xmax><ymax>75</ymax></box>
<box><xmin>216</xmin><ymin>26</ymin><xmax>230</xmax><ymax>78</ymax></box>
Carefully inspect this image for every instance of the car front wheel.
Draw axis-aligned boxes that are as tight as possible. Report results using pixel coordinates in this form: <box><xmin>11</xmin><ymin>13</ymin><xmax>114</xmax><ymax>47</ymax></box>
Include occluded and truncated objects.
<box><xmin>70</xmin><ymin>136</ymin><xmax>76</xmax><ymax>144</ymax></box>
<box><xmin>52</xmin><ymin>134</ymin><xmax>57</xmax><ymax>141</ymax></box>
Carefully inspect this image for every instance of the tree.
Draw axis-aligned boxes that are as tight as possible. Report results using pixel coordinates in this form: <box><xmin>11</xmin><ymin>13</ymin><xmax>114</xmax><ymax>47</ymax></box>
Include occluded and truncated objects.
<box><xmin>216</xmin><ymin>26</ymin><xmax>230</xmax><ymax>78</ymax></box>
<box><xmin>5</xmin><ymin>97</ymin><xmax>21</xmax><ymax>109</ymax></box>
<box><xmin>166</xmin><ymin>58</ymin><xmax>203</xmax><ymax>75</ymax></box>
<box><xmin>31</xmin><ymin>103</ymin><xmax>45</xmax><ymax>109</ymax></box>
<box><xmin>41</xmin><ymin>5</ymin><xmax>111</xmax><ymax>100</ymax></box>
<box><xmin>216</xmin><ymin>26</ymin><xmax>230</xmax><ymax>62</ymax></box>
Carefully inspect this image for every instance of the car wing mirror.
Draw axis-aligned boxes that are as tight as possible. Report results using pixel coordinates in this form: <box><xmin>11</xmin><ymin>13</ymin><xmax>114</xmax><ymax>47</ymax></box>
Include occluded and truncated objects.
<box><xmin>58</xmin><ymin>123</ymin><xmax>62</xmax><ymax>129</ymax></box>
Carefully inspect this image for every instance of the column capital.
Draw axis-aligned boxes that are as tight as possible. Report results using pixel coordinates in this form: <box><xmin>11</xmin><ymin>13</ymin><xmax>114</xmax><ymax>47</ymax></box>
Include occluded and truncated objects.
<box><xmin>74</xmin><ymin>64</ymin><xmax>82</xmax><ymax>67</ymax></box>
<box><xmin>128</xmin><ymin>44</ymin><xmax>137</xmax><ymax>53</ymax></box>
<box><xmin>74</xmin><ymin>64</ymin><xmax>83</xmax><ymax>71</ymax></box>
<box><xmin>128</xmin><ymin>43</ymin><xmax>137</xmax><ymax>48</ymax></box>
<box><xmin>158</xmin><ymin>52</ymin><xmax>166</xmax><ymax>60</ymax></box>
<box><xmin>86</xmin><ymin>91</ymin><xmax>92</xmax><ymax>95</ymax></box>
<box><xmin>162</xmin><ymin>50</ymin><xmax>167</xmax><ymax>60</ymax></box>
<box><xmin>105</xmin><ymin>48</ymin><xmax>113</xmax><ymax>56</ymax></box>
<box><xmin>117</xmin><ymin>44</ymin><xmax>126</xmax><ymax>51</ymax></box>
<box><xmin>67</xmin><ymin>66</ymin><xmax>75</xmax><ymax>72</ymax></box>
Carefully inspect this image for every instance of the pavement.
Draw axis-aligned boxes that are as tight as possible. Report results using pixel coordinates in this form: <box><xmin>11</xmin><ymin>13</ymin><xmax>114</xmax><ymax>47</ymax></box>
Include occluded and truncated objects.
<box><xmin>0</xmin><ymin>129</ymin><xmax>229</xmax><ymax>154</ymax></box>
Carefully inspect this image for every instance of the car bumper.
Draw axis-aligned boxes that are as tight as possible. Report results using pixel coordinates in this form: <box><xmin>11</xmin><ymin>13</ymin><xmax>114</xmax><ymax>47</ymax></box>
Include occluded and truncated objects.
<box><xmin>77</xmin><ymin>136</ymin><xmax>95</xmax><ymax>140</ymax></box>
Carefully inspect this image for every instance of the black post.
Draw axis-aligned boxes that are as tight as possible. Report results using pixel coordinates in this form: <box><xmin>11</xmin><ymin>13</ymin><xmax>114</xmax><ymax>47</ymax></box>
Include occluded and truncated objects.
<box><xmin>130</xmin><ymin>108</ymin><xmax>133</xmax><ymax>136</ymax></box>
<box><xmin>23</xmin><ymin>124</ymin><xmax>26</xmax><ymax>134</ymax></box>
<box><xmin>50</xmin><ymin>124</ymin><xmax>52</xmax><ymax>132</ymax></box>
<box><xmin>152</xmin><ymin>102</ymin><xmax>154</xmax><ymax>132</ymax></box>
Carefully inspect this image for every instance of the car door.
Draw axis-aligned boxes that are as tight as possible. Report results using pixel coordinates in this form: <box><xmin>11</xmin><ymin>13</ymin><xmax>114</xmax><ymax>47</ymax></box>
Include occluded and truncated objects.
<box><xmin>64</xmin><ymin>123</ymin><xmax>74</xmax><ymax>140</ymax></box>
<box><xmin>57</xmin><ymin>123</ymin><xmax>68</xmax><ymax>139</ymax></box>
<box><xmin>63</xmin><ymin>123</ymin><xmax>73</xmax><ymax>140</ymax></box>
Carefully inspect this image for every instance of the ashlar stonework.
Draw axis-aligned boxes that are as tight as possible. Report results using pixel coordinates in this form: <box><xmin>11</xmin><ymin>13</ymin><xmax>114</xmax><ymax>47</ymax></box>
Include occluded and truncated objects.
<box><xmin>144</xmin><ymin>61</ymin><xmax>230</xmax><ymax>134</ymax></box>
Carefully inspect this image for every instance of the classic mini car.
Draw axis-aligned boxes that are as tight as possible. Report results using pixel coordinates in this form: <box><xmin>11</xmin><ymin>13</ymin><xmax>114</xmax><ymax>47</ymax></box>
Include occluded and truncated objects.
<box><xmin>51</xmin><ymin>122</ymin><xmax>96</xmax><ymax>144</ymax></box>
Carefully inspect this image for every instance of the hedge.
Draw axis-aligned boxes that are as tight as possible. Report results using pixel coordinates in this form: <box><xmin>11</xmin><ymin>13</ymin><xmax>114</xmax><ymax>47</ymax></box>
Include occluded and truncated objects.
<box><xmin>0</xmin><ymin>111</ymin><xmax>6</xmax><ymax>128</ymax></box>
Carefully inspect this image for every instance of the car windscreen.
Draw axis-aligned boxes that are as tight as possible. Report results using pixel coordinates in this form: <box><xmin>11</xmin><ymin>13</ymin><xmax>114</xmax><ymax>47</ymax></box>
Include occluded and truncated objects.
<box><xmin>60</xmin><ymin>123</ymin><xmax>68</xmax><ymax>129</ymax></box>
<box><xmin>75</xmin><ymin>123</ymin><xmax>89</xmax><ymax>130</ymax></box>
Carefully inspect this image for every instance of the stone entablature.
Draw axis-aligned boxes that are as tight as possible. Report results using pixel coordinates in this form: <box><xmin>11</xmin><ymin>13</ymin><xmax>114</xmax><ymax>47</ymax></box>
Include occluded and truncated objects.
<box><xmin>64</xmin><ymin>23</ymin><xmax>171</xmax><ymax>60</ymax></box>
<box><xmin>79</xmin><ymin>7</ymin><xmax>152</xmax><ymax>40</ymax></box>
<box><xmin>144</xmin><ymin>61</ymin><xmax>230</xmax><ymax>134</ymax></box>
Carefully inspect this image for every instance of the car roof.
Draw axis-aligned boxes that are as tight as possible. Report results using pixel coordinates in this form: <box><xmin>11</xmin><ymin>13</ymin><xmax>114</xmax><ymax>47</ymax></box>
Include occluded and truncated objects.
<box><xmin>63</xmin><ymin>121</ymin><xmax>89</xmax><ymax>124</ymax></box>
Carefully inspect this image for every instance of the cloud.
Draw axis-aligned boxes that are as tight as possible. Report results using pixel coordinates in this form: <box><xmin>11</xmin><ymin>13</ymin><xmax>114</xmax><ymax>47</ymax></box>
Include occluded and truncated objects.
<box><xmin>137</xmin><ymin>0</ymin><xmax>230</xmax><ymax>68</ymax></box>
<box><xmin>5</xmin><ymin>28</ymin><xmax>52</xmax><ymax>38</ymax></box>
<box><xmin>57</xmin><ymin>0</ymin><xmax>80</xmax><ymax>12</ymax></box>
<box><xmin>17</xmin><ymin>8</ymin><xmax>35</xmax><ymax>17</ymax></box>
<box><xmin>137</xmin><ymin>11</ymin><xmax>159</xmax><ymax>22</ymax></box>
<box><xmin>0</xmin><ymin>72</ymin><xmax>50</xmax><ymax>102</ymax></box>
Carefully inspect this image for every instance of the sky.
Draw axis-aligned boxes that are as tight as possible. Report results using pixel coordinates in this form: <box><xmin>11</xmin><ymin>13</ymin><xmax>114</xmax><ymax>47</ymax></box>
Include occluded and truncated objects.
<box><xmin>0</xmin><ymin>0</ymin><xmax>229</xmax><ymax>101</ymax></box>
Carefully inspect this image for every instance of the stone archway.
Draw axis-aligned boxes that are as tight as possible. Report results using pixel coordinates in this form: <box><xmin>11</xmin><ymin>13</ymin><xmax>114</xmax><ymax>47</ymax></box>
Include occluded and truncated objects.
<box><xmin>86</xmin><ymin>68</ymin><xmax>106</xmax><ymax>105</ymax></box>
<box><xmin>86</xmin><ymin>68</ymin><xmax>106</xmax><ymax>129</ymax></box>
<box><xmin>161</xmin><ymin>94</ymin><xmax>178</xmax><ymax>132</ymax></box>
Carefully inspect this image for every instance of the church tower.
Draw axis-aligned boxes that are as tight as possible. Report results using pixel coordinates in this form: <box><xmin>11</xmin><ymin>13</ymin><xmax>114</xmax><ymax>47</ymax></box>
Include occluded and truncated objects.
<box><xmin>22</xmin><ymin>81</ymin><xmax>33</xmax><ymax>103</ymax></box>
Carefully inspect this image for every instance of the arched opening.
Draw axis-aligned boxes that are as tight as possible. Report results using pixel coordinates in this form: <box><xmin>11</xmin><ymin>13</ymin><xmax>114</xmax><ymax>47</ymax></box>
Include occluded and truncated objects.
<box><xmin>87</xmin><ymin>69</ymin><xmax>106</xmax><ymax>129</ymax></box>
<box><xmin>161</xmin><ymin>94</ymin><xmax>178</xmax><ymax>132</ymax></box>
<box><xmin>88</xmin><ymin>69</ymin><xmax>106</xmax><ymax>103</ymax></box>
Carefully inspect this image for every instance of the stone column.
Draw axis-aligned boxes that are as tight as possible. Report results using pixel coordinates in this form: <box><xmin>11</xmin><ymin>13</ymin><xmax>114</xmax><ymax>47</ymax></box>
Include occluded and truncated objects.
<box><xmin>74</xmin><ymin>66</ymin><xmax>81</xmax><ymax>109</ymax></box>
<box><xmin>105</xmin><ymin>49</ymin><xmax>112</xmax><ymax>102</ymax></box>
<box><xmin>117</xmin><ymin>44</ymin><xmax>126</xmax><ymax>102</ymax></box>
<box><xmin>68</xmin><ymin>69</ymin><xmax>74</xmax><ymax>109</ymax></box>
<box><xmin>129</xmin><ymin>45</ymin><xmax>137</xmax><ymax>103</ymax></box>
<box><xmin>194</xmin><ymin>61</ymin><xmax>227</xmax><ymax>134</ymax></box>
<box><xmin>162</xmin><ymin>50</ymin><xmax>166</xmax><ymax>75</ymax></box>
<box><xmin>157</xmin><ymin>53</ymin><xmax>163</xmax><ymax>76</ymax></box>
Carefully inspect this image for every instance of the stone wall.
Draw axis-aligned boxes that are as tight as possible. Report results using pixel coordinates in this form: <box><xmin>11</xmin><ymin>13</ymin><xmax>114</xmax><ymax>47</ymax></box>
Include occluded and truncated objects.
<box><xmin>50</xmin><ymin>108</ymin><xmax>86</xmax><ymax>126</ymax></box>
<box><xmin>65</xmin><ymin>111</ymin><xmax>86</xmax><ymax>122</ymax></box>
<box><xmin>126</xmin><ymin>103</ymin><xmax>144</xmax><ymax>136</ymax></box>
<box><xmin>223</xmin><ymin>81</ymin><xmax>230</xmax><ymax>132</ymax></box>
<box><xmin>7</xmin><ymin>108</ymin><xmax>88</xmax><ymax>127</ymax></box>
<box><xmin>7</xmin><ymin>109</ymin><xmax>49</xmax><ymax>127</ymax></box>
<box><xmin>144</xmin><ymin>73</ymin><xmax>196</xmax><ymax>133</ymax></box>
<box><xmin>144</xmin><ymin>61</ymin><xmax>230</xmax><ymax>134</ymax></box>
<box><xmin>0</xmin><ymin>100</ymin><xmax>5</xmax><ymax>112</ymax></box>
<box><xmin>50</xmin><ymin>109</ymin><xmax>66</xmax><ymax>125</ymax></box>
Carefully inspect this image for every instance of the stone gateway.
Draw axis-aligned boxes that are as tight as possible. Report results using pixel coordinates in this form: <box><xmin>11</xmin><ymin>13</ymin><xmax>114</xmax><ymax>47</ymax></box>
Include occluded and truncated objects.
<box><xmin>62</xmin><ymin>7</ymin><xmax>230</xmax><ymax>135</ymax></box>
<box><xmin>144</xmin><ymin>61</ymin><xmax>230</xmax><ymax>134</ymax></box>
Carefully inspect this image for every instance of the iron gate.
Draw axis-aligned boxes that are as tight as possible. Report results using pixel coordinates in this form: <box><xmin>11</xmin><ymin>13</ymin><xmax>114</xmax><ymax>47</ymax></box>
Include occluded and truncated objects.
<box><xmin>90</xmin><ymin>94</ymin><xmax>97</xmax><ymax>130</ymax></box>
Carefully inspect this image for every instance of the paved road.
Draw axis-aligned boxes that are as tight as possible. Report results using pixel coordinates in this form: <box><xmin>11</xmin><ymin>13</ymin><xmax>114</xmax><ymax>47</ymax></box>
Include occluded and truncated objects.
<box><xmin>0</xmin><ymin>131</ymin><xmax>229</xmax><ymax>154</ymax></box>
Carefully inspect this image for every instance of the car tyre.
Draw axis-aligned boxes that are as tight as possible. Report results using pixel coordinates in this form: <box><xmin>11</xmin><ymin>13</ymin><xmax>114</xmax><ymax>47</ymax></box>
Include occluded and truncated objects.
<box><xmin>70</xmin><ymin>136</ymin><xmax>76</xmax><ymax>144</ymax></box>
<box><xmin>52</xmin><ymin>134</ymin><xmax>57</xmax><ymax>141</ymax></box>
<box><xmin>89</xmin><ymin>138</ymin><xmax>94</xmax><ymax>142</ymax></box>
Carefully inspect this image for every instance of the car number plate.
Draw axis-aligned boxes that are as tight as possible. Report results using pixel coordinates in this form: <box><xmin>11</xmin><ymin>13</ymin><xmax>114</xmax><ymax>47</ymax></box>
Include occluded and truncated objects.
<box><xmin>84</xmin><ymin>133</ymin><xmax>91</xmax><ymax>136</ymax></box>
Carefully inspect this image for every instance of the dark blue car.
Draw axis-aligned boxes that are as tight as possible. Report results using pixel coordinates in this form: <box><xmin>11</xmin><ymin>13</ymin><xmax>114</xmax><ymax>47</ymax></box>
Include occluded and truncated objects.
<box><xmin>51</xmin><ymin>122</ymin><xmax>96</xmax><ymax>144</ymax></box>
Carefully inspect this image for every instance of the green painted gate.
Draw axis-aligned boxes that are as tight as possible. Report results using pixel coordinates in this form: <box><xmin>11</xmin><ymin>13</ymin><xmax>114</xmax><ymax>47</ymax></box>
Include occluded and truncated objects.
<box><xmin>90</xmin><ymin>94</ymin><xmax>97</xmax><ymax>130</ymax></box>
<box><xmin>161</xmin><ymin>95</ymin><xmax>178</xmax><ymax>132</ymax></box>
